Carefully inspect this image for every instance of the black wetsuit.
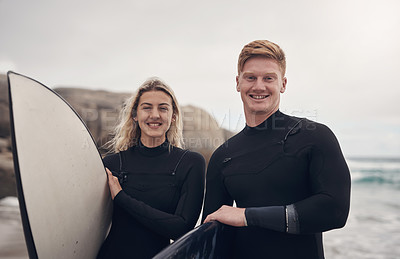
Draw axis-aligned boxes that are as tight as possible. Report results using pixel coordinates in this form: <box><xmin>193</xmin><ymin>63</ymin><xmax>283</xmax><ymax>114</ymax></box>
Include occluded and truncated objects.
<box><xmin>97</xmin><ymin>141</ymin><xmax>205</xmax><ymax>259</ymax></box>
<box><xmin>202</xmin><ymin>110</ymin><xmax>351</xmax><ymax>259</ymax></box>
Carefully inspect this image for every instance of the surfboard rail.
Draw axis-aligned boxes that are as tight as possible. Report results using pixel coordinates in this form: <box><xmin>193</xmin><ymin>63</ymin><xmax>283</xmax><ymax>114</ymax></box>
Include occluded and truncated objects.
<box><xmin>8</xmin><ymin>71</ymin><xmax>38</xmax><ymax>259</ymax></box>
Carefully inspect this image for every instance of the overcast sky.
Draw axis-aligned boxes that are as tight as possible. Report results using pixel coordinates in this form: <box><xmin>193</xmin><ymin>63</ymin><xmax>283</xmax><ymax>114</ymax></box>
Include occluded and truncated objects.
<box><xmin>1</xmin><ymin>0</ymin><xmax>399</xmax><ymax>157</ymax></box>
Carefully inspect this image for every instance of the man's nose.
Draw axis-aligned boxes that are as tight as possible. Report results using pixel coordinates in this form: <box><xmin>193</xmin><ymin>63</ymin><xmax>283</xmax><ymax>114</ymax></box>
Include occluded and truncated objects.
<box><xmin>253</xmin><ymin>78</ymin><xmax>265</xmax><ymax>90</ymax></box>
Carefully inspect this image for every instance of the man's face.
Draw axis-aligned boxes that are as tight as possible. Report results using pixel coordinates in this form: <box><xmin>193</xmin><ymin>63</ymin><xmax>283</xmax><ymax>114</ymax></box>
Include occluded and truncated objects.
<box><xmin>236</xmin><ymin>56</ymin><xmax>287</xmax><ymax>123</ymax></box>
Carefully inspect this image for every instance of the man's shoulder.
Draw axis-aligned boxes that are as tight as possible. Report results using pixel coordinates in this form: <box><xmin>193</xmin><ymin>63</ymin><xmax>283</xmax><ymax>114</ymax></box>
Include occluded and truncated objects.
<box><xmin>209</xmin><ymin>130</ymin><xmax>244</xmax><ymax>162</ymax></box>
<box><xmin>298</xmin><ymin>117</ymin><xmax>334</xmax><ymax>136</ymax></box>
<box><xmin>286</xmin><ymin>115</ymin><xmax>340</xmax><ymax>148</ymax></box>
<box><xmin>283</xmin><ymin>112</ymin><xmax>332</xmax><ymax>134</ymax></box>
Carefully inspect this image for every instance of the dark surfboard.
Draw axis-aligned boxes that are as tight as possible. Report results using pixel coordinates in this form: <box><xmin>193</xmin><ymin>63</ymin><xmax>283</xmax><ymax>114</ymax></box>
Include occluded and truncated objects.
<box><xmin>153</xmin><ymin>221</ymin><xmax>234</xmax><ymax>259</ymax></box>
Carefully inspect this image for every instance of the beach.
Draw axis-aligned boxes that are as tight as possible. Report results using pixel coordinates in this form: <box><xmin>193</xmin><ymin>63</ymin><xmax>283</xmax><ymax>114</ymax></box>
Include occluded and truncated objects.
<box><xmin>0</xmin><ymin>197</ymin><xmax>27</xmax><ymax>259</ymax></box>
<box><xmin>323</xmin><ymin>158</ymin><xmax>400</xmax><ymax>259</ymax></box>
<box><xmin>1</xmin><ymin>157</ymin><xmax>399</xmax><ymax>258</ymax></box>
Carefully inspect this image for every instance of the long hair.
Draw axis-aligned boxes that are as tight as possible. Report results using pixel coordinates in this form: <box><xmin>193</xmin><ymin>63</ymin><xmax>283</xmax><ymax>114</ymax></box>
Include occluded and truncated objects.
<box><xmin>108</xmin><ymin>77</ymin><xmax>184</xmax><ymax>153</ymax></box>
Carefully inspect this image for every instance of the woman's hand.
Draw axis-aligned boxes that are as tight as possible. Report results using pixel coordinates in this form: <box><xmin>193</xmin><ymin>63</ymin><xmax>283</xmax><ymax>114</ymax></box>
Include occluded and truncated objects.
<box><xmin>203</xmin><ymin>205</ymin><xmax>247</xmax><ymax>227</ymax></box>
<box><xmin>106</xmin><ymin>168</ymin><xmax>122</xmax><ymax>200</ymax></box>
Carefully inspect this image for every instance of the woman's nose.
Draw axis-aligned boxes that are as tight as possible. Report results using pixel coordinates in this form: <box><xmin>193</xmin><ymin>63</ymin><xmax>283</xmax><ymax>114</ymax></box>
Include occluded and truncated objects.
<box><xmin>150</xmin><ymin>108</ymin><xmax>160</xmax><ymax>118</ymax></box>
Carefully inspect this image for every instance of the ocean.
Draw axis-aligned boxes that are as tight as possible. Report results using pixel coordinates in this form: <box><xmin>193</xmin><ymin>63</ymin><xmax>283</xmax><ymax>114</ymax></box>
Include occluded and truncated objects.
<box><xmin>0</xmin><ymin>157</ymin><xmax>399</xmax><ymax>259</ymax></box>
<box><xmin>324</xmin><ymin>157</ymin><xmax>400</xmax><ymax>259</ymax></box>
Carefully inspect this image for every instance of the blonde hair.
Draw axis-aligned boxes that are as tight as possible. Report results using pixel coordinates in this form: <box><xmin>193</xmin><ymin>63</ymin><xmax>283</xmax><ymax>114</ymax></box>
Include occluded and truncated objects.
<box><xmin>238</xmin><ymin>40</ymin><xmax>286</xmax><ymax>77</ymax></box>
<box><xmin>108</xmin><ymin>77</ymin><xmax>184</xmax><ymax>152</ymax></box>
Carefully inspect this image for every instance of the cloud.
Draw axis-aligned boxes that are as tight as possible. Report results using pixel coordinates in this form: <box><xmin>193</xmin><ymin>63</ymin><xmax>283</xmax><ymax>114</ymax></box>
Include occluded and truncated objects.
<box><xmin>0</xmin><ymin>0</ymin><xmax>399</xmax><ymax>157</ymax></box>
<box><xmin>0</xmin><ymin>61</ymin><xmax>17</xmax><ymax>74</ymax></box>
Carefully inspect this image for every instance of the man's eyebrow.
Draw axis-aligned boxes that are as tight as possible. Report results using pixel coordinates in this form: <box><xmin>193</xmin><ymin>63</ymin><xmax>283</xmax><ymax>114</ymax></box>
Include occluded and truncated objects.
<box><xmin>242</xmin><ymin>72</ymin><xmax>278</xmax><ymax>77</ymax></box>
<box><xmin>264</xmin><ymin>73</ymin><xmax>278</xmax><ymax>78</ymax></box>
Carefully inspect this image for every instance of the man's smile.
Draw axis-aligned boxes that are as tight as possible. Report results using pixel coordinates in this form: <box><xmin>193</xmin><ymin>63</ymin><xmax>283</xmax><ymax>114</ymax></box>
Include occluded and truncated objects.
<box><xmin>249</xmin><ymin>94</ymin><xmax>269</xmax><ymax>100</ymax></box>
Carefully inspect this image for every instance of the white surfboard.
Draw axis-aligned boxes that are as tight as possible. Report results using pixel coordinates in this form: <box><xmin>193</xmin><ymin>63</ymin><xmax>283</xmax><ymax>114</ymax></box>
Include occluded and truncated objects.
<box><xmin>8</xmin><ymin>72</ymin><xmax>112</xmax><ymax>259</ymax></box>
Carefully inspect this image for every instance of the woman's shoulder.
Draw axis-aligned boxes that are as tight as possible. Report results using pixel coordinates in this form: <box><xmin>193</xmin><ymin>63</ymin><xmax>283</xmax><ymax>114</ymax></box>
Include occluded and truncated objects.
<box><xmin>172</xmin><ymin>146</ymin><xmax>205</xmax><ymax>165</ymax></box>
<box><xmin>102</xmin><ymin>152</ymin><xmax>121</xmax><ymax>170</ymax></box>
<box><xmin>103</xmin><ymin>152</ymin><xmax>119</xmax><ymax>161</ymax></box>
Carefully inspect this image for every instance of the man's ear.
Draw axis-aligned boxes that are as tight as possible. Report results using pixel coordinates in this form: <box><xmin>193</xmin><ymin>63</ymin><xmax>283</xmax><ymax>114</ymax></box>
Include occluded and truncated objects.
<box><xmin>236</xmin><ymin>75</ymin><xmax>240</xmax><ymax>92</ymax></box>
<box><xmin>281</xmin><ymin>77</ymin><xmax>287</xmax><ymax>93</ymax></box>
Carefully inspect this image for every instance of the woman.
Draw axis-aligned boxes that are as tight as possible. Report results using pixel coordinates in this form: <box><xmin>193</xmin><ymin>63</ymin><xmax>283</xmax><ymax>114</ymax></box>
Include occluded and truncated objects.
<box><xmin>97</xmin><ymin>77</ymin><xmax>205</xmax><ymax>259</ymax></box>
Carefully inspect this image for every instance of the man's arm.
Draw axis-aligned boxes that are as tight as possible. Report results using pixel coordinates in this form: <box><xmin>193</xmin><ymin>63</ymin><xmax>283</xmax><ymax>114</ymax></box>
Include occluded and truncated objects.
<box><xmin>291</xmin><ymin>124</ymin><xmax>351</xmax><ymax>233</ymax></box>
<box><xmin>203</xmin><ymin>124</ymin><xmax>351</xmax><ymax>235</ymax></box>
<box><xmin>202</xmin><ymin>149</ymin><xmax>234</xmax><ymax>222</ymax></box>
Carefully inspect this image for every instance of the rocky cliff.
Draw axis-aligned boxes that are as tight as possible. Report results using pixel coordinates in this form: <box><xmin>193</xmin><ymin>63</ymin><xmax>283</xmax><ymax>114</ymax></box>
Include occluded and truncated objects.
<box><xmin>0</xmin><ymin>74</ymin><xmax>234</xmax><ymax>198</ymax></box>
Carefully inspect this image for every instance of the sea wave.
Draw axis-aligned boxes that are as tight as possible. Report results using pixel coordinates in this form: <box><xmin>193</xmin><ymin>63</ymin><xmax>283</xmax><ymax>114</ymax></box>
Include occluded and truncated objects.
<box><xmin>0</xmin><ymin>196</ymin><xmax>21</xmax><ymax>224</ymax></box>
<box><xmin>0</xmin><ymin>196</ymin><xmax>19</xmax><ymax>207</ymax></box>
<box><xmin>348</xmin><ymin>158</ymin><xmax>400</xmax><ymax>186</ymax></box>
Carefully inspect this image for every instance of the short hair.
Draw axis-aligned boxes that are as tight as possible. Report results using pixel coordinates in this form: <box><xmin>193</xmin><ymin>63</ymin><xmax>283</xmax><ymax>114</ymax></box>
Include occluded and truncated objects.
<box><xmin>237</xmin><ymin>40</ymin><xmax>286</xmax><ymax>77</ymax></box>
<box><xmin>108</xmin><ymin>77</ymin><xmax>184</xmax><ymax>152</ymax></box>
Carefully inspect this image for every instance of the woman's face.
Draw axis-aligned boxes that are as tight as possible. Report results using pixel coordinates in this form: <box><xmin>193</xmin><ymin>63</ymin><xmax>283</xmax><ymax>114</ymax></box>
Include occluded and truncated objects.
<box><xmin>134</xmin><ymin>90</ymin><xmax>174</xmax><ymax>147</ymax></box>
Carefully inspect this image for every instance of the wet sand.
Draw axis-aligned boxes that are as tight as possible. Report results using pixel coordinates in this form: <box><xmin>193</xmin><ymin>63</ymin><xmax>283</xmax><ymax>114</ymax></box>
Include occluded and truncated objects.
<box><xmin>0</xmin><ymin>197</ymin><xmax>28</xmax><ymax>259</ymax></box>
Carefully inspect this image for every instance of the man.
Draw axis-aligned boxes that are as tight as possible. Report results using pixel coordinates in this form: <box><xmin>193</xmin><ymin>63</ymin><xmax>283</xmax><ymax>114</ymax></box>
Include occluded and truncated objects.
<box><xmin>202</xmin><ymin>40</ymin><xmax>351</xmax><ymax>259</ymax></box>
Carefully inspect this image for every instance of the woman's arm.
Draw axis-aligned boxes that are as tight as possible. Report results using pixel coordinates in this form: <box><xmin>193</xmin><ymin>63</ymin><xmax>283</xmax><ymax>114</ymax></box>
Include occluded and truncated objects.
<box><xmin>112</xmin><ymin>151</ymin><xmax>205</xmax><ymax>240</ymax></box>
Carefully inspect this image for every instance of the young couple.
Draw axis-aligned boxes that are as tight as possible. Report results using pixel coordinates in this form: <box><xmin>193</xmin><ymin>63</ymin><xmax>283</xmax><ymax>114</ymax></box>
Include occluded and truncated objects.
<box><xmin>97</xmin><ymin>40</ymin><xmax>351</xmax><ymax>259</ymax></box>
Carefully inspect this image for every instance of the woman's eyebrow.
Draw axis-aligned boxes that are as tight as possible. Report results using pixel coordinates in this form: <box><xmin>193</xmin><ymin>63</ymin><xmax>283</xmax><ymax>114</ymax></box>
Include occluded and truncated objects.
<box><xmin>140</xmin><ymin>102</ymin><xmax>171</xmax><ymax>106</ymax></box>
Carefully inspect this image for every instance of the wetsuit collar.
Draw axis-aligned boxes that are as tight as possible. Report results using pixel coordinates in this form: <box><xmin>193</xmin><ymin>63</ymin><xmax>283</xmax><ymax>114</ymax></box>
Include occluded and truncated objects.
<box><xmin>137</xmin><ymin>139</ymin><xmax>170</xmax><ymax>157</ymax></box>
<box><xmin>244</xmin><ymin>110</ymin><xmax>287</xmax><ymax>135</ymax></box>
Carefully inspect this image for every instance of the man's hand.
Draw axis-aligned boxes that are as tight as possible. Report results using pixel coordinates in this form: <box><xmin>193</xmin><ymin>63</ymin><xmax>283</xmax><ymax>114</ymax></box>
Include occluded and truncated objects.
<box><xmin>106</xmin><ymin>168</ymin><xmax>122</xmax><ymax>200</ymax></box>
<box><xmin>203</xmin><ymin>205</ymin><xmax>247</xmax><ymax>227</ymax></box>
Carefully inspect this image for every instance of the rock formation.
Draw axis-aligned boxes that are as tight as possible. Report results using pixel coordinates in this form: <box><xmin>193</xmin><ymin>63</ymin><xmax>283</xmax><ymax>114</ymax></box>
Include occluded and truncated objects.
<box><xmin>0</xmin><ymin>74</ymin><xmax>234</xmax><ymax>198</ymax></box>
